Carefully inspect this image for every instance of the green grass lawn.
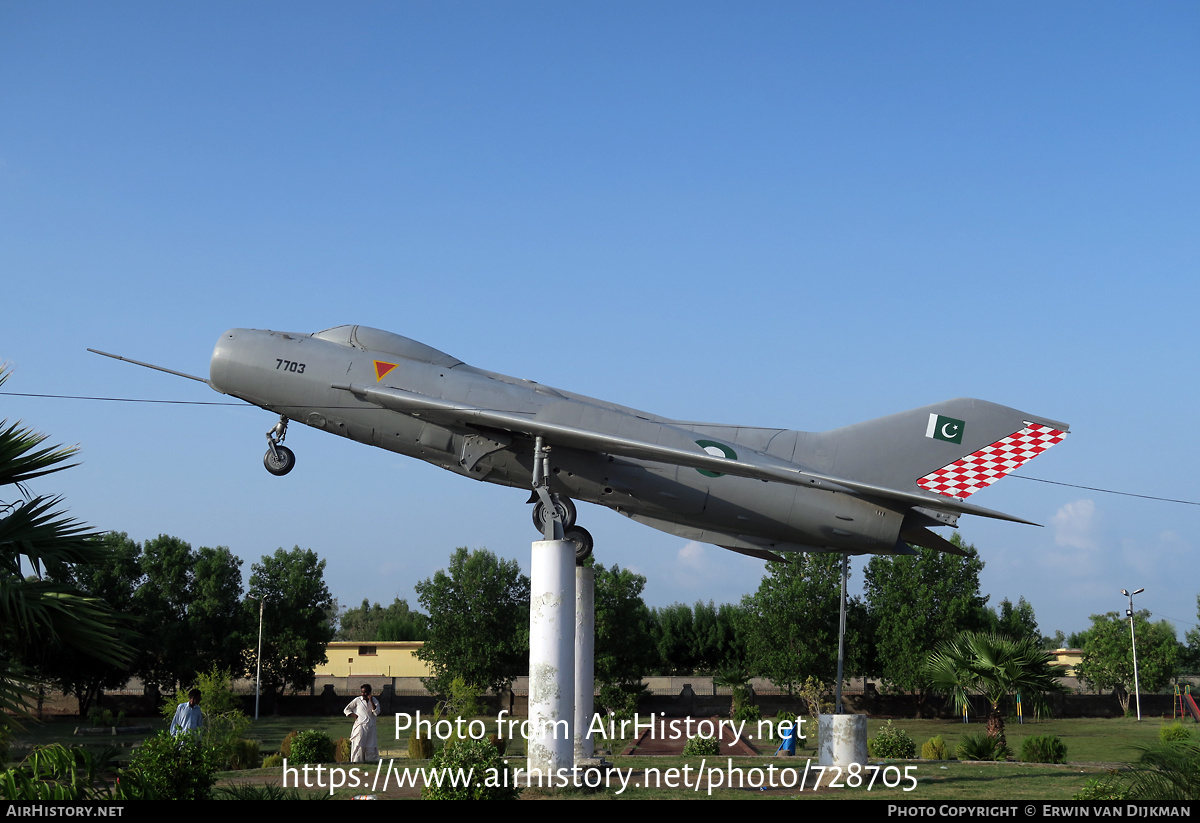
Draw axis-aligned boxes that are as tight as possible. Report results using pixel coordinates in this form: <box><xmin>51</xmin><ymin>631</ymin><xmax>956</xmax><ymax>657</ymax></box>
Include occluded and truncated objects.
<box><xmin>6</xmin><ymin>714</ymin><xmax>1189</xmax><ymax>800</ymax></box>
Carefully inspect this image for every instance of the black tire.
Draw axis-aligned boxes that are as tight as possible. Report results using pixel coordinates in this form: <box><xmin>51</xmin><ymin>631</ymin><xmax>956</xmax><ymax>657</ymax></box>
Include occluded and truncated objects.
<box><xmin>565</xmin><ymin>526</ymin><xmax>593</xmax><ymax>563</ymax></box>
<box><xmin>263</xmin><ymin>445</ymin><xmax>295</xmax><ymax>476</ymax></box>
<box><xmin>531</xmin><ymin>494</ymin><xmax>577</xmax><ymax>532</ymax></box>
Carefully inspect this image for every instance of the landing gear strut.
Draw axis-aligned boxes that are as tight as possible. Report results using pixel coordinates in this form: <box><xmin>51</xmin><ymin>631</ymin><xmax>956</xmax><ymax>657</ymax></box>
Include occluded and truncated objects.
<box><xmin>529</xmin><ymin>437</ymin><xmax>592</xmax><ymax>561</ymax></box>
<box><xmin>263</xmin><ymin>415</ymin><xmax>295</xmax><ymax>476</ymax></box>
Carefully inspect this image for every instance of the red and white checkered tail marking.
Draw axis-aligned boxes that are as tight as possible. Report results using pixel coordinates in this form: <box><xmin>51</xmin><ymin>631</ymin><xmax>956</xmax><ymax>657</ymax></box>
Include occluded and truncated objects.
<box><xmin>916</xmin><ymin>423</ymin><xmax>1068</xmax><ymax>499</ymax></box>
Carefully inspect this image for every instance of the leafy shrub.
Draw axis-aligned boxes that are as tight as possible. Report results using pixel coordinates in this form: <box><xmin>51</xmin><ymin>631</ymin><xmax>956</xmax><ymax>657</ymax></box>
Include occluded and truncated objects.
<box><xmin>867</xmin><ymin>720</ymin><xmax>916</xmax><ymax>759</ymax></box>
<box><xmin>421</xmin><ymin>738</ymin><xmax>521</xmax><ymax>801</ymax></box>
<box><xmin>125</xmin><ymin>732</ymin><xmax>223</xmax><ymax>800</ymax></box>
<box><xmin>1020</xmin><ymin>734</ymin><xmax>1068</xmax><ymax>764</ymax></box>
<box><xmin>771</xmin><ymin>712</ymin><xmax>806</xmax><ymax>749</ymax></box>
<box><xmin>956</xmin><ymin>732</ymin><xmax>1011</xmax><ymax>761</ymax></box>
<box><xmin>227</xmin><ymin>738</ymin><xmax>261</xmax><ymax>770</ymax></box>
<box><xmin>921</xmin><ymin>735</ymin><xmax>948</xmax><ymax>760</ymax></box>
<box><xmin>1160</xmin><ymin>722</ymin><xmax>1192</xmax><ymax>744</ymax></box>
<box><xmin>214</xmin><ymin>783</ymin><xmax>330</xmax><ymax>800</ymax></box>
<box><xmin>86</xmin><ymin>707</ymin><xmax>125</xmax><ymax>728</ymax></box>
<box><xmin>773</xmin><ymin>711</ymin><xmax>797</xmax><ymax>740</ymax></box>
<box><xmin>203</xmin><ymin>712</ymin><xmax>251</xmax><ymax>767</ymax></box>
<box><xmin>598</xmin><ymin>682</ymin><xmax>646</xmax><ymax>721</ymax></box>
<box><xmin>438</xmin><ymin>676</ymin><xmax>485</xmax><ymax>720</ymax></box>
<box><xmin>733</xmin><ymin>703</ymin><xmax>762</xmax><ymax>725</ymax></box>
<box><xmin>193</xmin><ymin>665</ymin><xmax>244</xmax><ymax>717</ymax></box>
<box><xmin>289</xmin><ymin>730</ymin><xmax>334</xmax><ymax>765</ymax></box>
<box><xmin>408</xmin><ymin>727</ymin><xmax>434</xmax><ymax>760</ymax></box>
<box><xmin>280</xmin><ymin>731</ymin><xmax>300</xmax><ymax>758</ymax></box>
<box><xmin>682</xmin><ymin>734</ymin><xmax>721</xmax><ymax>756</ymax></box>
<box><xmin>0</xmin><ymin>745</ymin><xmax>125</xmax><ymax>801</ymax></box>
<box><xmin>0</xmin><ymin>724</ymin><xmax>11</xmax><ymax>767</ymax></box>
<box><xmin>334</xmin><ymin>737</ymin><xmax>351</xmax><ymax>763</ymax></box>
<box><xmin>795</xmin><ymin>676</ymin><xmax>834</xmax><ymax>717</ymax></box>
<box><xmin>262</xmin><ymin>753</ymin><xmax>284</xmax><ymax>769</ymax></box>
<box><xmin>1073</xmin><ymin>773</ymin><xmax>1132</xmax><ymax>801</ymax></box>
<box><xmin>159</xmin><ymin>668</ymin><xmax>250</xmax><ymax>771</ymax></box>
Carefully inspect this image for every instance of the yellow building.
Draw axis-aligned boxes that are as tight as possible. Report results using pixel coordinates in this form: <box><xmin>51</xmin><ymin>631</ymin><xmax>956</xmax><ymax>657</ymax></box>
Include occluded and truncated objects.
<box><xmin>1050</xmin><ymin>648</ymin><xmax>1083</xmax><ymax>677</ymax></box>
<box><xmin>317</xmin><ymin>641</ymin><xmax>432</xmax><ymax>679</ymax></box>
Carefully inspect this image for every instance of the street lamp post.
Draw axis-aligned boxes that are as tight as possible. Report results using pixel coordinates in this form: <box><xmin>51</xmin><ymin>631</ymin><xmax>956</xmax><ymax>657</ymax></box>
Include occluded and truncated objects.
<box><xmin>254</xmin><ymin>595</ymin><xmax>268</xmax><ymax>720</ymax></box>
<box><xmin>1120</xmin><ymin>587</ymin><xmax>1144</xmax><ymax>721</ymax></box>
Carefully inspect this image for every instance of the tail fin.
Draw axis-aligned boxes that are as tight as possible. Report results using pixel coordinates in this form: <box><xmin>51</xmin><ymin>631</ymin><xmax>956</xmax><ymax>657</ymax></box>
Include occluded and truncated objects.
<box><xmin>807</xmin><ymin>398</ymin><xmax>1069</xmax><ymax>500</ymax></box>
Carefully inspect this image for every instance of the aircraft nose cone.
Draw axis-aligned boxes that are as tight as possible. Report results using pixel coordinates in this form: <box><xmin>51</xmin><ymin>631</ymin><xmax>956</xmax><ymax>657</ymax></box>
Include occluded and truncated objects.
<box><xmin>209</xmin><ymin>328</ymin><xmax>245</xmax><ymax>395</ymax></box>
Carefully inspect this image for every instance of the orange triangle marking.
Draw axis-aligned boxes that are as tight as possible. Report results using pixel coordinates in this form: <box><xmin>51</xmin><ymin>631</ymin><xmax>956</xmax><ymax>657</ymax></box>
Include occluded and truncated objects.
<box><xmin>374</xmin><ymin>361</ymin><xmax>398</xmax><ymax>382</ymax></box>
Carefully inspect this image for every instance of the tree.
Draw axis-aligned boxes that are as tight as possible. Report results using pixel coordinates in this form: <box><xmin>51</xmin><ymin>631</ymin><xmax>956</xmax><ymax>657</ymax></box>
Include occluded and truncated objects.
<box><xmin>133</xmin><ymin>535</ymin><xmax>194</xmax><ymax>688</ymax></box>
<box><xmin>994</xmin><ymin>596</ymin><xmax>1041</xmax><ymax>645</ymax></box>
<box><xmin>1181</xmin><ymin>594</ymin><xmax>1200</xmax><ymax>676</ymax></box>
<box><xmin>135</xmin><ymin>536</ymin><xmax>248</xmax><ymax>690</ymax></box>
<box><xmin>696</xmin><ymin>601</ymin><xmax>748</xmax><ymax>675</ymax></box>
<box><xmin>337</xmin><ymin>598</ymin><xmax>429</xmax><ymax>641</ymax></box>
<box><xmin>651</xmin><ymin>600</ymin><xmax>747</xmax><ymax>675</ymax></box>
<box><xmin>1041</xmin><ymin>629</ymin><xmax>1067</xmax><ymax>651</ymax></box>
<box><xmin>415</xmin><ymin>547</ymin><xmax>529</xmax><ymax>695</ymax></box>
<box><xmin>1075</xmin><ymin>610</ymin><xmax>1179</xmax><ymax>713</ymax></box>
<box><xmin>0</xmin><ymin>367</ymin><xmax>131</xmax><ymax>723</ymax></box>
<box><xmin>44</xmin><ymin>532</ymin><xmax>143</xmax><ymax>715</ymax></box>
<box><xmin>191</xmin><ymin>546</ymin><xmax>250</xmax><ymax>673</ymax></box>
<box><xmin>593</xmin><ymin>563</ymin><xmax>656</xmax><ymax>688</ymax></box>
<box><xmin>652</xmin><ymin>602</ymin><xmax>696</xmax><ymax>675</ymax></box>
<box><xmin>246</xmin><ymin>546</ymin><xmax>336</xmax><ymax>697</ymax></box>
<box><xmin>741</xmin><ymin>553</ymin><xmax>868</xmax><ymax>692</ymax></box>
<box><xmin>925</xmin><ymin>631</ymin><xmax>1068</xmax><ymax>748</ymax></box>
<box><xmin>863</xmin><ymin>534</ymin><xmax>991</xmax><ymax>698</ymax></box>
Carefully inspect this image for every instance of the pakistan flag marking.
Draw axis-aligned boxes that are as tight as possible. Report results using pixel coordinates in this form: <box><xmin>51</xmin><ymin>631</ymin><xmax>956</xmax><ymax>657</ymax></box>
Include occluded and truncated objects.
<box><xmin>925</xmin><ymin>413</ymin><xmax>965</xmax><ymax>444</ymax></box>
<box><xmin>695</xmin><ymin>440</ymin><xmax>736</xmax><ymax>477</ymax></box>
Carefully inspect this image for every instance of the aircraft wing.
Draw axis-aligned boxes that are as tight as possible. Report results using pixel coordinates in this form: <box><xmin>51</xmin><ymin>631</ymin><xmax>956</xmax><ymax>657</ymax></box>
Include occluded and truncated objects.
<box><xmin>332</xmin><ymin>382</ymin><xmax>1038</xmax><ymax>526</ymax></box>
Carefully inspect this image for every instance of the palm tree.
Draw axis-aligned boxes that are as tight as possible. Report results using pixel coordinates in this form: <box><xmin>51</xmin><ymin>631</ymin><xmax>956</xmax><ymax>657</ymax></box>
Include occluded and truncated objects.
<box><xmin>925</xmin><ymin>631</ymin><xmax>1068</xmax><ymax>748</ymax></box>
<box><xmin>0</xmin><ymin>367</ymin><xmax>131</xmax><ymax>724</ymax></box>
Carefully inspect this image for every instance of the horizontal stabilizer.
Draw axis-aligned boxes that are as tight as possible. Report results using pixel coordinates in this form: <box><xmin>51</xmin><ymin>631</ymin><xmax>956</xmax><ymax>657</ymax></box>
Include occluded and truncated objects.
<box><xmin>899</xmin><ymin>526</ymin><xmax>968</xmax><ymax>556</ymax></box>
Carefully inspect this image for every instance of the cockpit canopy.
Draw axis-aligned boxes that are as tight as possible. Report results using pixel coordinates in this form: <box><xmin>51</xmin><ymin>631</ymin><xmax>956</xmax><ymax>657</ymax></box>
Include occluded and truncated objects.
<box><xmin>312</xmin><ymin>325</ymin><xmax>463</xmax><ymax>368</ymax></box>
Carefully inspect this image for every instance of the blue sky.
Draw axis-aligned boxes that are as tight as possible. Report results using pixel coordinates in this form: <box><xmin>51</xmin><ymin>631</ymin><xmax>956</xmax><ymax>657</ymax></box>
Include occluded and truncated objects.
<box><xmin>2</xmin><ymin>2</ymin><xmax>1197</xmax><ymax>643</ymax></box>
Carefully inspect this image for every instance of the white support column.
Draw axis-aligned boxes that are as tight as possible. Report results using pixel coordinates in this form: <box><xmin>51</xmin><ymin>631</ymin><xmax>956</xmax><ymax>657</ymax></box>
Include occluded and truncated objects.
<box><xmin>818</xmin><ymin>714</ymin><xmax>867</xmax><ymax>768</ymax></box>
<box><xmin>574</xmin><ymin>564</ymin><xmax>595</xmax><ymax>762</ymax></box>
<box><xmin>527</xmin><ymin>539</ymin><xmax>576</xmax><ymax>777</ymax></box>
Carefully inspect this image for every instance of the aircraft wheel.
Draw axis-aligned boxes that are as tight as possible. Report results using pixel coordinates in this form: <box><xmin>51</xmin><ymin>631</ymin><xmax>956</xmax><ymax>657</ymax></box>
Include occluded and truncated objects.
<box><xmin>263</xmin><ymin>445</ymin><xmax>296</xmax><ymax>476</ymax></box>
<box><xmin>565</xmin><ymin>526</ymin><xmax>593</xmax><ymax>563</ymax></box>
<box><xmin>532</xmin><ymin>494</ymin><xmax>577</xmax><ymax>532</ymax></box>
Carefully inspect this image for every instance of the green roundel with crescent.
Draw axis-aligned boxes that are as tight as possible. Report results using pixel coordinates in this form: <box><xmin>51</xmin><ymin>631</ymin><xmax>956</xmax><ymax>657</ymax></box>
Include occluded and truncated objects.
<box><xmin>695</xmin><ymin>439</ymin><xmax>737</xmax><ymax>477</ymax></box>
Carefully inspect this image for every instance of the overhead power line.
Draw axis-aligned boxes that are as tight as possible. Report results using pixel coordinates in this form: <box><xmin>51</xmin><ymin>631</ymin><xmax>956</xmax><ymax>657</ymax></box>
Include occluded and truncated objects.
<box><xmin>4</xmin><ymin>390</ymin><xmax>1197</xmax><ymax>507</ymax></box>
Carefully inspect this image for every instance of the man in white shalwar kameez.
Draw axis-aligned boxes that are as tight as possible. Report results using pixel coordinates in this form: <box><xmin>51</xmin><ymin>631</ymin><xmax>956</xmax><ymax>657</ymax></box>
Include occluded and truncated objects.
<box><xmin>344</xmin><ymin>684</ymin><xmax>380</xmax><ymax>762</ymax></box>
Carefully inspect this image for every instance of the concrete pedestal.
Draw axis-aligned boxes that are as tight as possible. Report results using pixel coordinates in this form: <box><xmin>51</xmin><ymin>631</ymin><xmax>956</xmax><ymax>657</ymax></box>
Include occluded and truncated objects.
<box><xmin>574</xmin><ymin>565</ymin><xmax>595</xmax><ymax>762</ymax></box>
<box><xmin>527</xmin><ymin>539</ymin><xmax>576</xmax><ymax>776</ymax></box>
<box><xmin>817</xmin><ymin>714</ymin><xmax>867</xmax><ymax>767</ymax></box>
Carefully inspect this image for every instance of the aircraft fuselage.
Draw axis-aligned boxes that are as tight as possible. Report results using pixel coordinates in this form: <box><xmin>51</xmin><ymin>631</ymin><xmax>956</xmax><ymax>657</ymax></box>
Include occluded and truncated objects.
<box><xmin>209</xmin><ymin>325</ymin><xmax>912</xmax><ymax>556</ymax></box>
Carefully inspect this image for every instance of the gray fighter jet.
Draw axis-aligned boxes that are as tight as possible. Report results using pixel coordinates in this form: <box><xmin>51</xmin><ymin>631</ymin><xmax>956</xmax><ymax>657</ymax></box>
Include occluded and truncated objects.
<box><xmin>92</xmin><ymin>325</ymin><xmax>1068</xmax><ymax>562</ymax></box>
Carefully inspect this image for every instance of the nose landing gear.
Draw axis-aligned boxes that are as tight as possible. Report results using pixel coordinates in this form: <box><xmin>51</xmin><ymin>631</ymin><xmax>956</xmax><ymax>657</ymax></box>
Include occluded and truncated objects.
<box><xmin>263</xmin><ymin>416</ymin><xmax>295</xmax><ymax>476</ymax></box>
